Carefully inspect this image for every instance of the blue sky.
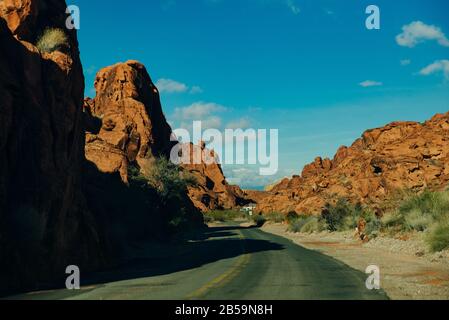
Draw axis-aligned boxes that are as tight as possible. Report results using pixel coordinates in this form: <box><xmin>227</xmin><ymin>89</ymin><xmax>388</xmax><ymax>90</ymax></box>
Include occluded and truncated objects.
<box><xmin>73</xmin><ymin>0</ymin><xmax>449</xmax><ymax>189</ymax></box>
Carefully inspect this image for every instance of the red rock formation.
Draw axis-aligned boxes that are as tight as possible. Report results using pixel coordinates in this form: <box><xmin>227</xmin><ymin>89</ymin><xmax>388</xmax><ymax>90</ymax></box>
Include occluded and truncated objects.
<box><xmin>84</xmin><ymin>61</ymin><xmax>174</xmax><ymax>183</ymax></box>
<box><xmin>178</xmin><ymin>142</ymin><xmax>249</xmax><ymax>212</ymax></box>
<box><xmin>0</xmin><ymin>0</ymin><xmax>104</xmax><ymax>293</ymax></box>
<box><xmin>84</xmin><ymin>63</ymin><xmax>243</xmax><ymax>213</ymax></box>
<box><xmin>256</xmin><ymin>112</ymin><xmax>449</xmax><ymax>214</ymax></box>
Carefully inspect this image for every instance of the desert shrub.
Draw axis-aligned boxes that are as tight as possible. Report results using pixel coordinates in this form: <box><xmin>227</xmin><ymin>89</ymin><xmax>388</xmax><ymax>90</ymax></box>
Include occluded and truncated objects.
<box><xmin>288</xmin><ymin>216</ymin><xmax>309</xmax><ymax>233</ymax></box>
<box><xmin>265</xmin><ymin>212</ymin><xmax>285</xmax><ymax>223</ymax></box>
<box><xmin>203</xmin><ymin>215</ymin><xmax>213</xmax><ymax>224</ymax></box>
<box><xmin>253</xmin><ymin>214</ymin><xmax>267</xmax><ymax>227</ymax></box>
<box><xmin>381</xmin><ymin>210</ymin><xmax>405</xmax><ymax>229</ymax></box>
<box><xmin>286</xmin><ymin>211</ymin><xmax>299</xmax><ymax>224</ymax></box>
<box><xmin>399</xmin><ymin>190</ymin><xmax>449</xmax><ymax>221</ymax></box>
<box><xmin>404</xmin><ymin>209</ymin><xmax>433</xmax><ymax>232</ymax></box>
<box><xmin>365</xmin><ymin>219</ymin><xmax>382</xmax><ymax>238</ymax></box>
<box><xmin>426</xmin><ymin>223</ymin><xmax>449</xmax><ymax>252</ymax></box>
<box><xmin>140</xmin><ymin>157</ymin><xmax>197</xmax><ymax>204</ymax></box>
<box><xmin>36</xmin><ymin>28</ymin><xmax>69</xmax><ymax>53</ymax></box>
<box><xmin>204</xmin><ymin>210</ymin><xmax>242</xmax><ymax>222</ymax></box>
<box><xmin>129</xmin><ymin>157</ymin><xmax>199</xmax><ymax>232</ymax></box>
<box><xmin>322</xmin><ymin>199</ymin><xmax>361</xmax><ymax>231</ymax></box>
<box><xmin>300</xmin><ymin>217</ymin><xmax>327</xmax><ymax>234</ymax></box>
<box><xmin>382</xmin><ymin>191</ymin><xmax>449</xmax><ymax>233</ymax></box>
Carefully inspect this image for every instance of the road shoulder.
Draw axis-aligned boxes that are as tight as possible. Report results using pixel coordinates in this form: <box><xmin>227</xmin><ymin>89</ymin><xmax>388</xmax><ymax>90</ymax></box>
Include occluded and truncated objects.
<box><xmin>261</xmin><ymin>223</ymin><xmax>449</xmax><ymax>300</ymax></box>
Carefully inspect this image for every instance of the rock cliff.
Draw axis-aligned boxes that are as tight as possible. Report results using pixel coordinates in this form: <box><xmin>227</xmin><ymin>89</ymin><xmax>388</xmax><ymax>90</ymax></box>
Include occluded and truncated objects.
<box><xmin>256</xmin><ymin>113</ymin><xmax>449</xmax><ymax>214</ymax></box>
<box><xmin>179</xmin><ymin>142</ymin><xmax>249</xmax><ymax>212</ymax></box>
<box><xmin>84</xmin><ymin>61</ymin><xmax>174</xmax><ymax>184</ymax></box>
<box><xmin>0</xmin><ymin>0</ymin><xmax>104</xmax><ymax>293</ymax></box>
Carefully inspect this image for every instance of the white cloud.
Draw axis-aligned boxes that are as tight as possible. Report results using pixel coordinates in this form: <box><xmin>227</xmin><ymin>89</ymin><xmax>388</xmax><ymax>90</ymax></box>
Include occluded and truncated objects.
<box><xmin>359</xmin><ymin>80</ymin><xmax>383</xmax><ymax>87</ymax></box>
<box><xmin>400</xmin><ymin>59</ymin><xmax>411</xmax><ymax>66</ymax></box>
<box><xmin>226</xmin><ymin>117</ymin><xmax>251</xmax><ymax>129</ymax></box>
<box><xmin>156</xmin><ymin>78</ymin><xmax>202</xmax><ymax>94</ymax></box>
<box><xmin>286</xmin><ymin>0</ymin><xmax>300</xmax><ymax>15</ymax></box>
<box><xmin>172</xmin><ymin>102</ymin><xmax>227</xmax><ymax>130</ymax></box>
<box><xmin>155</xmin><ymin>78</ymin><xmax>188</xmax><ymax>93</ymax></box>
<box><xmin>189</xmin><ymin>86</ymin><xmax>203</xmax><ymax>94</ymax></box>
<box><xmin>419</xmin><ymin>60</ymin><xmax>449</xmax><ymax>80</ymax></box>
<box><xmin>174</xmin><ymin>102</ymin><xmax>226</xmax><ymax>120</ymax></box>
<box><xmin>224</xmin><ymin>166</ymin><xmax>295</xmax><ymax>189</ymax></box>
<box><xmin>396</xmin><ymin>21</ymin><xmax>449</xmax><ymax>48</ymax></box>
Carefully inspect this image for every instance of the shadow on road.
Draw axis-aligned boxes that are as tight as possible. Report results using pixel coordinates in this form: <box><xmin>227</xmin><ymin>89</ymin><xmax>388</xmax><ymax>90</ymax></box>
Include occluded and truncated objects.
<box><xmin>75</xmin><ymin>224</ymin><xmax>284</xmax><ymax>287</ymax></box>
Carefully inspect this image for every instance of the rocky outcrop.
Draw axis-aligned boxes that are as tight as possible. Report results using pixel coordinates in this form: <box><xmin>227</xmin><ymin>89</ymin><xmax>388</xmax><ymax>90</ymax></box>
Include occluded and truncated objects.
<box><xmin>0</xmin><ymin>0</ymin><xmax>104</xmax><ymax>293</ymax></box>
<box><xmin>257</xmin><ymin>112</ymin><xmax>449</xmax><ymax>214</ymax></box>
<box><xmin>84</xmin><ymin>61</ymin><xmax>174</xmax><ymax>184</ymax></box>
<box><xmin>179</xmin><ymin>142</ymin><xmax>249</xmax><ymax>212</ymax></box>
<box><xmin>83</xmin><ymin>63</ymin><xmax>243</xmax><ymax>213</ymax></box>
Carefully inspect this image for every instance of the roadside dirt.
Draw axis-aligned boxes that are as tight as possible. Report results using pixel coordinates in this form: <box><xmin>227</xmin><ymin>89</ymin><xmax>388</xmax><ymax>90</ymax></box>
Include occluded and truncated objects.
<box><xmin>261</xmin><ymin>223</ymin><xmax>449</xmax><ymax>300</ymax></box>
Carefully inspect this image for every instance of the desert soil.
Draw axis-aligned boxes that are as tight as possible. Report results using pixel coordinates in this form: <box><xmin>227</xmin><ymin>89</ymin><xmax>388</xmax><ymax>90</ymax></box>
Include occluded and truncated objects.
<box><xmin>261</xmin><ymin>223</ymin><xmax>449</xmax><ymax>300</ymax></box>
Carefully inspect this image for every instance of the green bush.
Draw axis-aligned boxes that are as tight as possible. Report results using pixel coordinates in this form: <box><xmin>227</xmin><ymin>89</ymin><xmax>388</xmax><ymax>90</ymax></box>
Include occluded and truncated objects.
<box><xmin>322</xmin><ymin>199</ymin><xmax>365</xmax><ymax>232</ymax></box>
<box><xmin>288</xmin><ymin>216</ymin><xmax>310</xmax><ymax>233</ymax></box>
<box><xmin>404</xmin><ymin>209</ymin><xmax>433</xmax><ymax>232</ymax></box>
<box><xmin>288</xmin><ymin>215</ymin><xmax>327</xmax><ymax>234</ymax></box>
<box><xmin>139</xmin><ymin>157</ymin><xmax>197</xmax><ymax>204</ymax></box>
<box><xmin>365</xmin><ymin>219</ymin><xmax>382</xmax><ymax>238</ymax></box>
<box><xmin>426</xmin><ymin>224</ymin><xmax>449</xmax><ymax>252</ymax></box>
<box><xmin>399</xmin><ymin>190</ymin><xmax>449</xmax><ymax>221</ymax></box>
<box><xmin>128</xmin><ymin>157</ymin><xmax>199</xmax><ymax>232</ymax></box>
<box><xmin>36</xmin><ymin>28</ymin><xmax>69</xmax><ymax>53</ymax></box>
<box><xmin>286</xmin><ymin>211</ymin><xmax>299</xmax><ymax>224</ymax></box>
<box><xmin>203</xmin><ymin>215</ymin><xmax>213</xmax><ymax>224</ymax></box>
<box><xmin>204</xmin><ymin>210</ymin><xmax>242</xmax><ymax>222</ymax></box>
<box><xmin>265</xmin><ymin>212</ymin><xmax>285</xmax><ymax>223</ymax></box>
<box><xmin>253</xmin><ymin>215</ymin><xmax>267</xmax><ymax>227</ymax></box>
<box><xmin>382</xmin><ymin>191</ymin><xmax>449</xmax><ymax>233</ymax></box>
<box><xmin>381</xmin><ymin>210</ymin><xmax>405</xmax><ymax>229</ymax></box>
<box><xmin>300</xmin><ymin>217</ymin><xmax>327</xmax><ymax>234</ymax></box>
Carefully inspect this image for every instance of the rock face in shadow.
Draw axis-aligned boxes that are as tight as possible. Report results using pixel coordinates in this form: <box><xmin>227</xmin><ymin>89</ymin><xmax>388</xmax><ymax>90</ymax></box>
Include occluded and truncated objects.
<box><xmin>256</xmin><ymin>112</ymin><xmax>449</xmax><ymax>214</ymax></box>
<box><xmin>84</xmin><ymin>61</ymin><xmax>174</xmax><ymax>184</ymax></box>
<box><xmin>82</xmin><ymin>61</ymin><xmax>204</xmax><ymax>247</ymax></box>
<box><xmin>179</xmin><ymin>142</ymin><xmax>249</xmax><ymax>212</ymax></box>
<box><xmin>84</xmin><ymin>62</ymin><xmax>246</xmax><ymax>213</ymax></box>
<box><xmin>0</xmin><ymin>0</ymin><xmax>104</xmax><ymax>293</ymax></box>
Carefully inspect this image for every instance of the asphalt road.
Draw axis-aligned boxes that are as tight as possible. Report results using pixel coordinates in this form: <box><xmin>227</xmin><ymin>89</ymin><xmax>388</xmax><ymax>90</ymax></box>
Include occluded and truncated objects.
<box><xmin>8</xmin><ymin>224</ymin><xmax>388</xmax><ymax>300</ymax></box>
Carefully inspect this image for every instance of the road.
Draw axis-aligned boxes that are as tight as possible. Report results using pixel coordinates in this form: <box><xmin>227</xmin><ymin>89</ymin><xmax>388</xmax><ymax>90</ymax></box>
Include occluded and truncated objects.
<box><xmin>9</xmin><ymin>224</ymin><xmax>388</xmax><ymax>300</ymax></box>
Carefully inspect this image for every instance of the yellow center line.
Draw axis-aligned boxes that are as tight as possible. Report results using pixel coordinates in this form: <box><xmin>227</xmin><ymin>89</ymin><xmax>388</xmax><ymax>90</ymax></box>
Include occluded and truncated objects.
<box><xmin>186</xmin><ymin>230</ymin><xmax>251</xmax><ymax>300</ymax></box>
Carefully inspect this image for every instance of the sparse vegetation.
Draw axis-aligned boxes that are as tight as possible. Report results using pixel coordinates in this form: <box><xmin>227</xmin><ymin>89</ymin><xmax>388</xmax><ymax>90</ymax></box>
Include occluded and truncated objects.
<box><xmin>426</xmin><ymin>223</ymin><xmax>449</xmax><ymax>252</ymax></box>
<box><xmin>321</xmin><ymin>199</ymin><xmax>375</xmax><ymax>232</ymax></box>
<box><xmin>301</xmin><ymin>216</ymin><xmax>327</xmax><ymax>233</ymax></box>
<box><xmin>383</xmin><ymin>190</ymin><xmax>449</xmax><ymax>252</ymax></box>
<box><xmin>204</xmin><ymin>210</ymin><xmax>245</xmax><ymax>222</ymax></box>
<box><xmin>265</xmin><ymin>212</ymin><xmax>285</xmax><ymax>223</ymax></box>
<box><xmin>381</xmin><ymin>190</ymin><xmax>449</xmax><ymax>236</ymax></box>
<box><xmin>287</xmin><ymin>215</ymin><xmax>328</xmax><ymax>234</ymax></box>
<box><xmin>253</xmin><ymin>214</ymin><xmax>267</xmax><ymax>227</ymax></box>
<box><xmin>288</xmin><ymin>216</ymin><xmax>311</xmax><ymax>233</ymax></box>
<box><xmin>286</xmin><ymin>211</ymin><xmax>299</xmax><ymax>224</ymax></box>
<box><xmin>139</xmin><ymin>157</ymin><xmax>197</xmax><ymax>204</ymax></box>
<box><xmin>284</xmin><ymin>190</ymin><xmax>449</xmax><ymax>252</ymax></box>
<box><xmin>286</xmin><ymin>199</ymin><xmax>379</xmax><ymax>235</ymax></box>
<box><xmin>36</xmin><ymin>28</ymin><xmax>69</xmax><ymax>53</ymax></box>
<box><xmin>129</xmin><ymin>157</ymin><xmax>199</xmax><ymax>232</ymax></box>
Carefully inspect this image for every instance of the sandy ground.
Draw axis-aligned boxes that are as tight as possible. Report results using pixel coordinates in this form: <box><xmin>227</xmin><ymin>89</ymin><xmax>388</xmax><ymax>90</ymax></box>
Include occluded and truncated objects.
<box><xmin>261</xmin><ymin>223</ymin><xmax>449</xmax><ymax>300</ymax></box>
